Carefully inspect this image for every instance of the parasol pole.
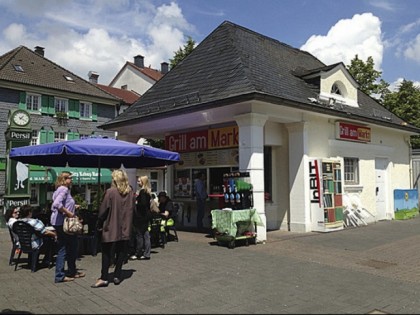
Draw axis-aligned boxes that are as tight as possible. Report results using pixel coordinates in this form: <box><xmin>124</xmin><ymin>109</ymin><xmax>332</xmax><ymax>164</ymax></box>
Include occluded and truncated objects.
<box><xmin>96</xmin><ymin>157</ymin><xmax>101</xmax><ymax>212</ymax></box>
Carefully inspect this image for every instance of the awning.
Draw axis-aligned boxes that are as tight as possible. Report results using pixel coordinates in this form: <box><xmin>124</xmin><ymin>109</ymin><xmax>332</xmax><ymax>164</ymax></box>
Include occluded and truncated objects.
<box><xmin>29</xmin><ymin>167</ymin><xmax>113</xmax><ymax>184</ymax></box>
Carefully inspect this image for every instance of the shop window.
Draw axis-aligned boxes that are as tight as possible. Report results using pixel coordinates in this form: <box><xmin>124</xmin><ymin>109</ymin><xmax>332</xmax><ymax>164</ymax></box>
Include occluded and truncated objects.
<box><xmin>30</xmin><ymin>184</ymin><xmax>39</xmax><ymax>204</ymax></box>
<box><xmin>150</xmin><ymin>171</ymin><xmax>158</xmax><ymax>192</ymax></box>
<box><xmin>344</xmin><ymin>157</ymin><xmax>359</xmax><ymax>185</ymax></box>
<box><xmin>264</xmin><ymin>146</ymin><xmax>272</xmax><ymax>201</ymax></box>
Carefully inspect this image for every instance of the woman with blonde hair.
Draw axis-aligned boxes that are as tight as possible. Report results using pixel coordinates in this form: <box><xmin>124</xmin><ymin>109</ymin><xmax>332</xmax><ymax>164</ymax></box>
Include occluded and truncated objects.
<box><xmin>51</xmin><ymin>171</ymin><xmax>84</xmax><ymax>283</ymax></box>
<box><xmin>130</xmin><ymin>175</ymin><xmax>152</xmax><ymax>261</ymax></box>
<box><xmin>91</xmin><ymin>169</ymin><xmax>135</xmax><ymax>288</ymax></box>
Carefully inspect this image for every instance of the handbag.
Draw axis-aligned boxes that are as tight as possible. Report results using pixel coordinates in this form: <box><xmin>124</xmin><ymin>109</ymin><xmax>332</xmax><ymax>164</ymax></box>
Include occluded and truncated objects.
<box><xmin>63</xmin><ymin>216</ymin><xmax>83</xmax><ymax>235</ymax></box>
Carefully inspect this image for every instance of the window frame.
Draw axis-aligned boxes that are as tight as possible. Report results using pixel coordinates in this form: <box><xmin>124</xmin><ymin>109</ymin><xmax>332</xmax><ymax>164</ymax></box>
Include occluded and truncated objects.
<box><xmin>54</xmin><ymin>97</ymin><xmax>68</xmax><ymax>115</ymax></box>
<box><xmin>26</xmin><ymin>93</ymin><xmax>41</xmax><ymax>112</ymax></box>
<box><xmin>79</xmin><ymin>101</ymin><xmax>92</xmax><ymax>119</ymax></box>
<box><xmin>54</xmin><ymin>131</ymin><xmax>66</xmax><ymax>143</ymax></box>
<box><xmin>344</xmin><ymin>157</ymin><xmax>359</xmax><ymax>185</ymax></box>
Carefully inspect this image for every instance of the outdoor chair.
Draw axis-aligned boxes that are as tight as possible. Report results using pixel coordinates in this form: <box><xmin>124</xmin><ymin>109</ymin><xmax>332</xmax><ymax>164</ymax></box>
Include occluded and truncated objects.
<box><xmin>12</xmin><ymin>221</ymin><xmax>42</xmax><ymax>272</ymax></box>
<box><xmin>8</xmin><ymin>226</ymin><xmax>20</xmax><ymax>266</ymax></box>
<box><xmin>165</xmin><ymin>203</ymin><xmax>180</xmax><ymax>242</ymax></box>
<box><xmin>149</xmin><ymin>215</ymin><xmax>166</xmax><ymax>249</ymax></box>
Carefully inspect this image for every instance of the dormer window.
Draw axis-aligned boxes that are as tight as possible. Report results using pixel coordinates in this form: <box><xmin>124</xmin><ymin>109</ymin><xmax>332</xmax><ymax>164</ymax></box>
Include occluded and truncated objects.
<box><xmin>331</xmin><ymin>83</ymin><xmax>342</xmax><ymax>96</ymax></box>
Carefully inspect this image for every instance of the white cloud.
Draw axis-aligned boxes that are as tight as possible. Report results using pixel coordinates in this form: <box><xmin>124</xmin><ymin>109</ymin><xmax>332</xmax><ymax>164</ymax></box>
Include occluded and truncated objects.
<box><xmin>404</xmin><ymin>34</ymin><xmax>420</xmax><ymax>64</ymax></box>
<box><xmin>0</xmin><ymin>0</ymin><xmax>193</xmax><ymax>84</ymax></box>
<box><xmin>300</xmin><ymin>13</ymin><xmax>383</xmax><ymax>71</ymax></box>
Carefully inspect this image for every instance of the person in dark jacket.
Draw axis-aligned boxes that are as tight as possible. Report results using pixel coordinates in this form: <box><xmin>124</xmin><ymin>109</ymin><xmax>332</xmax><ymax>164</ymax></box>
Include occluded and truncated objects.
<box><xmin>91</xmin><ymin>169</ymin><xmax>135</xmax><ymax>288</ymax></box>
<box><xmin>130</xmin><ymin>175</ymin><xmax>152</xmax><ymax>261</ymax></box>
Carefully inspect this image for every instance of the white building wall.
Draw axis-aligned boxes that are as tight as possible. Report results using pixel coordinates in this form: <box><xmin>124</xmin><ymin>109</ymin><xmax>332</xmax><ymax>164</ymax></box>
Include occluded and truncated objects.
<box><xmin>265</xmin><ymin>113</ymin><xmax>412</xmax><ymax>232</ymax></box>
<box><xmin>111</xmin><ymin>68</ymin><xmax>155</xmax><ymax>95</ymax></box>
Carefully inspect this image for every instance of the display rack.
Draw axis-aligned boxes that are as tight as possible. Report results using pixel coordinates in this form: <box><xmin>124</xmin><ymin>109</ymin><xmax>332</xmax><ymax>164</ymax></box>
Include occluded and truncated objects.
<box><xmin>212</xmin><ymin>172</ymin><xmax>259</xmax><ymax>248</ymax></box>
<box><xmin>309</xmin><ymin>158</ymin><xmax>344</xmax><ymax>232</ymax></box>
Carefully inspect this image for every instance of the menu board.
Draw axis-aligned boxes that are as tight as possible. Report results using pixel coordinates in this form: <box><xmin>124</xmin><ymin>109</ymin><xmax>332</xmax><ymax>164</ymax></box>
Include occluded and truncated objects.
<box><xmin>177</xmin><ymin>148</ymin><xmax>239</xmax><ymax>168</ymax></box>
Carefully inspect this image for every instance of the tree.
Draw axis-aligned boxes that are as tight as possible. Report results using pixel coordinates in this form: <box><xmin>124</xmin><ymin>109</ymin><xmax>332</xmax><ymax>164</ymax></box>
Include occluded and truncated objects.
<box><xmin>383</xmin><ymin>80</ymin><xmax>420</xmax><ymax>148</ymax></box>
<box><xmin>169</xmin><ymin>36</ymin><xmax>196</xmax><ymax>69</ymax></box>
<box><xmin>346</xmin><ymin>55</ymin><xmax>390</xmax><ymax>103</ymax></box>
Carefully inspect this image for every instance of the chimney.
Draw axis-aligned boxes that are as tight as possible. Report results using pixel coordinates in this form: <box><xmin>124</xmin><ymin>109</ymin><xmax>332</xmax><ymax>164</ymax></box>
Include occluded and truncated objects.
<box><xmin>161</xmin><ymin>62</ymin><xmax>169</xmax><ymax>74</ymax></box>
<box><xmin>34</xmin><ymin>46</ymin><xmax>45</xmax><ymax>56</ymax></box>
<box><xmin>134</xmin><ymin>55</ymin><xmax>144</xmax><ymax>68</ymax></box>
<box><xmin>88</xmin><ymin>71</ymin><xmax>99</xmax><ymax>84</ymax></box>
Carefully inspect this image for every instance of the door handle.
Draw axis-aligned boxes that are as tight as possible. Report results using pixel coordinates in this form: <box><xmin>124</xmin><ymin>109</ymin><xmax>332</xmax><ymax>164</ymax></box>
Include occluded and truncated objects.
<box><xmin>376</xmin><ymin>187</ymin><xmax>379</xmax><ymax>195</ymax></box>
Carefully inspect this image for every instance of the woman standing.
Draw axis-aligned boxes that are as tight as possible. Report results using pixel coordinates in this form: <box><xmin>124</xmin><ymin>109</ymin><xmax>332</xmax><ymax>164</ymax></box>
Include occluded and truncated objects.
<box><xmin>91</xmin><ymin>169</ymin><xmax>135</xmax><ymax>288</ymax></box>
<box><xmin>130</xmin><ymin>175</ymin><xmax>152</xmax><ymax>261</ymax></box>
<box><xmin>51</xmin><ymin>171</ymin><xmax>84</xmax><ymax>283</ymax></box>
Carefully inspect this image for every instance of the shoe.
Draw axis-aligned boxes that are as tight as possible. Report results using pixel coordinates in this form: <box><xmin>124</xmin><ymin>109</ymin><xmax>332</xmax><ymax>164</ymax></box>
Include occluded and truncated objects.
<box><xmin>72</xmin><ymin>272</ymin><xmax>86</xmax><ymax>279</ymax></box>
<box><xmin>139</xmin><ymin>256</ymin><xmax>150</xmax><ymax>260</ymax></box>
<box><xmin>61</xmin><ymin>276</ymin><xmax>74</xmax><ymax>283</ymax></box>
<box><xmin>91</xmin><ymin>279</ymin><xmax>109</xmax><ymax>288</ymax></box>
<box><xmin>129</xmin><ymin>255</ymin><xmax>138</xmax><ymax>260</ymax></box>
<box><xmin>113</xmin><ymin>278</ymin><xmax>122</xmax><ymax>285</ymax></box>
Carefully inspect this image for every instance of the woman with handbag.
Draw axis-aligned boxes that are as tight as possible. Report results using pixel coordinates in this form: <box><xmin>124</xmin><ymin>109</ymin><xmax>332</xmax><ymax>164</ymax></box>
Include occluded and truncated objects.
<box><xmin>91</xmin><ymin>169</ymin><xmax>135</xmax><ymax>288</ymax></box>
<box><xmin>51</xmin><ymin>171</ymin><xmax>85</xmax><ymax>283</ymax></box>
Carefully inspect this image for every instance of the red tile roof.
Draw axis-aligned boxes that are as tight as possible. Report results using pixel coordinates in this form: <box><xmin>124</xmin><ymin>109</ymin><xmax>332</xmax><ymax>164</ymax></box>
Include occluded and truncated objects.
<box><xmin>96</xmin><ymin>84</ymin><xmax>140</xmax><ymax>105</ymax></box>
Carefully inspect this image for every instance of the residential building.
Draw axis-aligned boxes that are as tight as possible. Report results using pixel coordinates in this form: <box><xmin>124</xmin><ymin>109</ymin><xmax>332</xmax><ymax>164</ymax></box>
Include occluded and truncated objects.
<box><xmin>0</xmin><ymin>45</ymin><xmax>120</xmax><ymax>211</ymax></box>
<box><xmin>100</xmin><ymin>21</ymin><xmax>420</xmax><ymax>242</ymax></box>
<box><xmin>109</xmin><ymin>54</ymin><xmax>168</xmax><ymax>96</ymax></box>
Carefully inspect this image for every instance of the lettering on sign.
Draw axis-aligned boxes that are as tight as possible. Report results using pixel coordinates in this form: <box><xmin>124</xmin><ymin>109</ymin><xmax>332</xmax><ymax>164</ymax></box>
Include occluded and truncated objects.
<box><xmin>337</xmin><ymin>122</ymin><xmax>371</xmax><ymax>142</ymax></box>
<box><xmin>6</xmin><ymin>198</ymin><xmax>30</xmax><ymax>208</ymax></box>
<box><xmin>166</xmin><ymin>130</ymin><xmax>208</xmax><ymax>153</ymax></box>
<box><xmin>308</xmin><ymin>160</ymin><xmax>321</xmax><ymax>206</ymax></box>
<box><xmin>208</xmin><ymin>126</ymin><xmax>239</xmax><ymax>149</ymax></box>
<box><xmin>6</xmin><ymin>130</ymin><xmax>32</xmax><ymax>141</ymax></box>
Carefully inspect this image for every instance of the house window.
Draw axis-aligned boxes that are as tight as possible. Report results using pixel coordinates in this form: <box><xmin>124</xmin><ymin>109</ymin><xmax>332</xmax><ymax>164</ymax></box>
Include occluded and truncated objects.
<box><xmin>331</xmin><ymin>83</ymin><xmax>342</xmax><ymax>96</ymax></box>
<box><xmin>13</xmin><ymin>64</ymin><xmax>24</xmax><ymax>72</ymax></box>
<box><xmin>344</xmin><ymin>157</ymin><xmax>359</xmax><ymax>185</ymax></box>
<box><xmin>80</xmin><ymin>101</ymin><xmax>92</xmax><ymax>119</ymax></box>
<box><xmin>31</xmin><ymin>130</ymin><xmax>39</xmax><ymax>146</ymax></box>
<box><xmin>55</xmin><ymin>98</ymin><xmax>68</xmax><ymax>114</ymax></box>
<box><xmin>26</xmin><ymin>93</ymin><xmax>41</xmax><ymax>111</ymax></box>
<box><xmin>264</xmin><ymin>146</ymin><xmax>272</xmax><ymax>201</ymax></box>
<box><xmin>54</xmin><ymin>131</ymin><xmax>66</xmax><ymax>142</ymax></box>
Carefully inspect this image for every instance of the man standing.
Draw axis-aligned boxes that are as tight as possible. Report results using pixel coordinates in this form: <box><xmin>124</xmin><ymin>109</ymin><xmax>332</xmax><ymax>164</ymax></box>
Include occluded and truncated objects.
<box><xmin>194</xmin><ymin>172</ymin><xmax>208</xmax><ymax>231</ymax></box>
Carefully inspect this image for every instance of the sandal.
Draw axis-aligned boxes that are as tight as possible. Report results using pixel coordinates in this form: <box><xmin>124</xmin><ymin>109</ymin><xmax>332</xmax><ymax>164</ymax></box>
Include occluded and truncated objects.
<box><xmin>91</xmin><ymin>279</ymin><xmax>108</xmax><ymax>288</ymax></box>
<box><xmin>73</xmin><ymin>272</ymin><xmax>86</xmax><ymax>278</ymax></box>
<box><xmin>62</xmin><ymin>276</ymin><xmax>74</xmax><ymax>282</ymax></box>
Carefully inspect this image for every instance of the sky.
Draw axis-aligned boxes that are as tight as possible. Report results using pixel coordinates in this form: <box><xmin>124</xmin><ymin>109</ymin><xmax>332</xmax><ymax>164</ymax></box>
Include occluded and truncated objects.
<box><xmin>0</xmin><ymin>0</ymin><xmax>419</xmax><ymax>91</ymax></box>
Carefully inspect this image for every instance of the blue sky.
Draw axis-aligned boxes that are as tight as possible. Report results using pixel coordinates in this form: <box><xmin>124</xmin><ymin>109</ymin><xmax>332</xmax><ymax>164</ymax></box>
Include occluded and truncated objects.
<box><xmin>0</xmin><ymin>0</ymin><xmax>419</xmax><ymax>90</ymax></box>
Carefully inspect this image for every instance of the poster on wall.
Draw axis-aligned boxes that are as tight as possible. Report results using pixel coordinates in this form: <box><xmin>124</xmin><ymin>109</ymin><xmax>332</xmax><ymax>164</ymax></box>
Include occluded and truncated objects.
<box><xmin>394</xmin><ymin>189</ymin><xmax>419</xmax><ymax>220</ymax></box>
<box><xmin>174</xmin><ymin>169</ymin><xmax>191</xmax><ymax>198</ymax></box>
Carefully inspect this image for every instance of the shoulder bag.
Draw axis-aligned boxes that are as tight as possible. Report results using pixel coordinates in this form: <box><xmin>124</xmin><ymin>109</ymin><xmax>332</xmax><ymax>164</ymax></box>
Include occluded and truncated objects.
<box><xmin>63</xmin><ymin>216</ymin><xmax>83</xmax><ymax>235</ymax></box>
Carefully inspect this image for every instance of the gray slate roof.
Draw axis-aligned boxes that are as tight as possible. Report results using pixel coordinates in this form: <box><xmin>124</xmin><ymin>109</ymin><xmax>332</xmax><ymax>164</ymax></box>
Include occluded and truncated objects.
<box><xmin>101</xmin><ymin>21</ymin><xmax>419</xmax><ymax>133</ymax></box>
<box><xmin>0</xmin><ymin>46</ymin><xmax>119</xmax><ymax>103</ymax></box>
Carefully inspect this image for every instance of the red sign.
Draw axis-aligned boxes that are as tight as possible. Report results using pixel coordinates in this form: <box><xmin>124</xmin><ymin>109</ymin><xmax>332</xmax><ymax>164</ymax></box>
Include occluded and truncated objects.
<box><xmin>165</xmin><ymin>126</ymin><xmax>239</xmax><ymax>152</ymax></box>
<box><xmin>337</xmin><ymin>122</ymin><xmax>371</xmax><ymax>142</ymax></box>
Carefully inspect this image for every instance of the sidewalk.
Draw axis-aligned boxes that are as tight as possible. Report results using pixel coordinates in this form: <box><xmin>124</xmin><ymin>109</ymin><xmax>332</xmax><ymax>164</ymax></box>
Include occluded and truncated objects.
<box><xmin>1</xmin><ymin>216</ymin><xmax>420</xmax><ymax>314</ymax></box>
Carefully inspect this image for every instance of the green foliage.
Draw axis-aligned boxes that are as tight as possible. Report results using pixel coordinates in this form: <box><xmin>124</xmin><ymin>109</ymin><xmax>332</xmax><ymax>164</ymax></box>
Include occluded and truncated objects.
<box><xmin>383</xmin><ymin>80</ymin><xmax>420</xmax><ymax>148</ymax></box>
<box><xmin>144</xmin><ymin>138</ymin><xmax>165</xmax><ymax>149</ymax></box>
<box><xmin>169</xmin><ymin>36</ymin><xmax>196</xmax><ymax>69</ymax></box>
<box><xmin>347</xmin><ymin>55</ymin><xmax>420</xmax><ymax>148</ymax></box>
<box><xmin>73</xmin><ymin>194</ymin><xmax>88</xmax><ymax>210</ymax></box>
<box><xmin>346</xmin><ymin>55</ymin><xmax>390</xmax><ymax>102</ymax></box>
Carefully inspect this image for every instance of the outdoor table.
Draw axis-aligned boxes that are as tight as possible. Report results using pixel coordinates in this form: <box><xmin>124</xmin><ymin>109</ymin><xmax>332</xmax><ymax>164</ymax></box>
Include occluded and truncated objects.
<box><xmin>211</xmin><ymin>208</ymin><xmax>263</xmax><ymax>248</ymax></box>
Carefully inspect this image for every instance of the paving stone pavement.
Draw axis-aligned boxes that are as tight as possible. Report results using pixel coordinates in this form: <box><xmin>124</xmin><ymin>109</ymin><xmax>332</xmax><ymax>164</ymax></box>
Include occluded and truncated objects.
<box><xmin>1</xmin><ymin>216</ymin><xmax>420</xmax><ymax>314</ymax></box>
